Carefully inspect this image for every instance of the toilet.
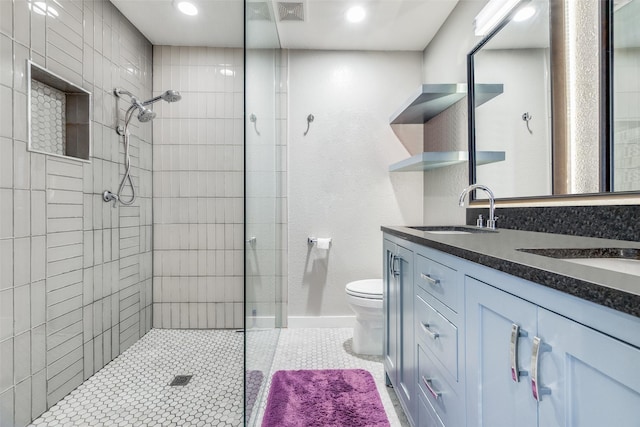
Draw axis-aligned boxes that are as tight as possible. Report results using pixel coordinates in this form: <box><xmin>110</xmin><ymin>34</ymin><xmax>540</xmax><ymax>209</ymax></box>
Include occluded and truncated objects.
<box><xmin>345</xmin><ymin>279</ymin><xmax>384</xmax><ymax>356</ymax></box>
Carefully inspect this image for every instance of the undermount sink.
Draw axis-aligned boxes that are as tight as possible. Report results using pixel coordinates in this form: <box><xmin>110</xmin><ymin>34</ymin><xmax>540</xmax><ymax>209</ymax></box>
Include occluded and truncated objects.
<box><xmin>408</xmin><ymin>226</ymin><xmax>497</xmax><ymax>235</ymax></box>
<box><xmin>517</xmin><ymin>248</ymin><xmax>640</xmax><ymax>276</ymax></box>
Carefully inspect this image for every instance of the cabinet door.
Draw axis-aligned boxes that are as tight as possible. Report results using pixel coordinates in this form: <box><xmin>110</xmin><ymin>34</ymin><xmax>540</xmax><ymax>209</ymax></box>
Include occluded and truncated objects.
<box><xmin>537</xmin><ymin>308</ymin><xmax>640</xmax><ymax>427</ymax></box>
<box><xmin>466</xmin><ymin>277</ymin><xmax>538</xmax><ymax>427</ymax></box>
<box><xmin>396</xmin><ymin>244</ymin><xmax>415</xmax><ymax>419</ymax></box>
<box><xmin>383</xmin><ymin>239</ymin><xmax>398</xmax><ymax>386</ymax></box>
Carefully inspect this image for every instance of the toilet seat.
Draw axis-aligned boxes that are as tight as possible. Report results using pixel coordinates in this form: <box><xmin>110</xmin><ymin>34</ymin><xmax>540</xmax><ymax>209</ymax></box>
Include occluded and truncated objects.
<box><xmin>345</xmin><ymin>279</ymin><xmax>383</xmax><ymax>300</ymax></box>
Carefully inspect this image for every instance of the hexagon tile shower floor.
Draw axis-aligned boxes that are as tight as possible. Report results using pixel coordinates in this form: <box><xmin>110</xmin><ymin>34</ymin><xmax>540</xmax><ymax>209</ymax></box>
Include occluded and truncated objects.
<box><xmin>29</xmin><ymin>329</ymin><xmax>244</xmax><ymax>427</ymax></box>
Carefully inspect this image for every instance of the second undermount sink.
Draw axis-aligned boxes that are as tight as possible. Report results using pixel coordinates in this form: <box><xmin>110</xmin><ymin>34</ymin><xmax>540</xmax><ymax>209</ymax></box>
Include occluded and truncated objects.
<box><xmin>517</xmin><ymin>248</ymin><xmax>640</xmax><ymax>276</ymax></box>
<box><xmin>408</xmin><ymin>226</ymin><xmax>497</xmax><ymax>235</ymax></box>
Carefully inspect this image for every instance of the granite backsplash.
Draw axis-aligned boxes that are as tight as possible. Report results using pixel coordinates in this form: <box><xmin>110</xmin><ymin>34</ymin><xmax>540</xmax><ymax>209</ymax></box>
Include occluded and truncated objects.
<box><xmin>466</xmin><ymin>205</ymin><xmax>640</xmax><ymax>242</ymax></box>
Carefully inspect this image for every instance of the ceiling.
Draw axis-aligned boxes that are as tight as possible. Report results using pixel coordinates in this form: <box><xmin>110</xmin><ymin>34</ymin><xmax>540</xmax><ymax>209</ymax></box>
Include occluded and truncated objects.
<box><xmin>110</xmin><ymin>0</ymin><xmax>459</xmax><ymax>51</ymax></box>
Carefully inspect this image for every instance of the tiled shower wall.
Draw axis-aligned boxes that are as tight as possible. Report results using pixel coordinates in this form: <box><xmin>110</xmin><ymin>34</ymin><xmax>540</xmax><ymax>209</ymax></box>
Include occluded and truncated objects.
<box><xmin>0</xmin><ymin>1</ymin><xmax>153</xmax><ymax>425</ymax></box>
<box><xmin>152</xmin><ymin>46</ymin><xmax>244</xmax><ymax>329</ymax></box>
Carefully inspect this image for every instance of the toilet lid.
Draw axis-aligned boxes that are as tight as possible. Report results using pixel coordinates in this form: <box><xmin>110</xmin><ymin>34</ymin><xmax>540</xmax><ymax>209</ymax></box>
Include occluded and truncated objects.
<box><xmin>346</xmin><ymin>279</ymin><xmax>383</xmax><ymax>299</ymax></box>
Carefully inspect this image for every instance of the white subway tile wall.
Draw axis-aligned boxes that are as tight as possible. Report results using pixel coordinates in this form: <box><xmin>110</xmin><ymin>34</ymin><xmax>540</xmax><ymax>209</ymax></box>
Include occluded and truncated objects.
<box><xmin>0</xmin><ymin>0</ymin><xmax>153</xmax><ymax>425</ymax></box>
<box><xmin>152</xmin><ymin>46</ymin><xmax>245</xmax><ymax>329</ymax></box>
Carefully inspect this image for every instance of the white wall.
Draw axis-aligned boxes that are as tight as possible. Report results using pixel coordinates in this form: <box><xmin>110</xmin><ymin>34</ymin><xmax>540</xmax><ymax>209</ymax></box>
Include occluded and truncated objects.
<box><xmin>475</xmin><ymin>49</ymin><xmax>552</xmax><ymax>198</ymax></box>
<box><xmin>421</xmin><ymin>1</ymin><xmax>487</xmax><ymax>225</ymax></box>
<box><xmin>614</xmin><ymin>48</ymin><xmax>640</xmax><ymax>191</ymax></box>
<box><xmin>422</xmin><ymin>1</ymin><xmax>486</xmax><ymax>84</ymax></box>
<box><xmin>287</xmin><ymin>50</ymin><xmax>424</xmax><ymax>323</ymax></box>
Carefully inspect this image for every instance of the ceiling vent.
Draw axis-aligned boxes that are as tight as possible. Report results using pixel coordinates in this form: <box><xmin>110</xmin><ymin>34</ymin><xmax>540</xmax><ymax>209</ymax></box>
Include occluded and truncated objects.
<box><xmin>247</xmin><ymin>2</ymin><xmax>271</xmax><ymax>21</ymax></box>
<box><xmin>277</xmin><ymin>2</ymin><xmax>304</xmax><ymax>21</ymax></box>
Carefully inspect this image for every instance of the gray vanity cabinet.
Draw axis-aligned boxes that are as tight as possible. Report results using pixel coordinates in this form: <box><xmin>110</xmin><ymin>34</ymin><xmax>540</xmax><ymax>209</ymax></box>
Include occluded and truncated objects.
<box><xmin>382</xmin><ymin>231</ymin><xmax>640</xmax><ymax>427</ymax></box>
<box><xmin>383</xmin><ymin>236</ymin><xmax>416</xmax><ymax>425</ymax></box>
<box><xmin>466</xmin><ymin>276</ymin><xmax>640</xmax><ymax>427</ymax></box>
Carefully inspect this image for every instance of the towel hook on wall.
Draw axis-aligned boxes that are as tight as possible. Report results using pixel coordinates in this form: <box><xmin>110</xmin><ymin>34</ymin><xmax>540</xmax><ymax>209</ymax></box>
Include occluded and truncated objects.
<box><xmin>522</xmin><ymin>112</ymin><xmax>533</xmax><ymax>134</ymax></box>
<box><xmin>304</xmin><ymin>114</ymin><xmax>314</xmax><ymax>136</ymax></box>
<box><xmin>250</xmin><ymin>113</ymin><xmax>261</xmax><ymax>136</ymax></box>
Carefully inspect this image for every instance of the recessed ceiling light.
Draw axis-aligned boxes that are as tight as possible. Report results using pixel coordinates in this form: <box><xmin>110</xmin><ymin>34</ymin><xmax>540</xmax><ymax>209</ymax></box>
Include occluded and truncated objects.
<box><xmin>176</xmin><ymin>1</ymin><xmax>198</xmax><ymax>16</ymax></box>
<box><xmin>513</xmin><ymin>5</ymin><xmax>535</xmax><ymax>22</ymax></box>
<box><xmin>346</xmin><ymin>6</ymin><xmax>366</xmax><ymax>23</ymax></box>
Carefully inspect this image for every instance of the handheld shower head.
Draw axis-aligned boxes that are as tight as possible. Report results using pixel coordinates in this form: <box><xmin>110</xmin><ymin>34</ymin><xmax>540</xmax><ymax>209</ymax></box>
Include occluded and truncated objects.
<box><xmin>141</xmin><ymin>90</ymin><xmax>182</xmax><ymax>106</ymax></box>
<box><xmin>161</xmin><ymin>90</ymin><xmax>182</xmax><ymax>103</ymax></box>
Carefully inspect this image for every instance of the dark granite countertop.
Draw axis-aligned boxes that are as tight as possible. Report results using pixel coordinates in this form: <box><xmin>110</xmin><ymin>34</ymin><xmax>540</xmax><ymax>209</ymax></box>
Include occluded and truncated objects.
<box><xmin>382</xmin><ymin>225</ymin><xmax>640</xmax><ymax>318</ymax></box>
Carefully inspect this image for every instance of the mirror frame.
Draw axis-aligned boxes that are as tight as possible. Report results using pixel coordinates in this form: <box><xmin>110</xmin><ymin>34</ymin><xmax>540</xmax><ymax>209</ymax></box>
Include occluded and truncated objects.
<box><xmin>465</xmin><ymin>0</ymin><xmax>629</xmax><ymax>203</ymax></box>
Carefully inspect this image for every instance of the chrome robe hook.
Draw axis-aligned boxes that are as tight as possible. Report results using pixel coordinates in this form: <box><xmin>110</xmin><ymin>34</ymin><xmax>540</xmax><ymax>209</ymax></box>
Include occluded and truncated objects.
<box><xmin>304</xmin><ymin>114</ymin><xmax>314</xmax><ymax>136</ymax></box>
<box><xmin>250</xmin><ymin>113</ymin><xmax>260</xmax><ymax>136</ymax></box>
<box><xmin>522</xmin><ymin>112</ymin><xmax>533</xmax><ymax>134</ymax></box>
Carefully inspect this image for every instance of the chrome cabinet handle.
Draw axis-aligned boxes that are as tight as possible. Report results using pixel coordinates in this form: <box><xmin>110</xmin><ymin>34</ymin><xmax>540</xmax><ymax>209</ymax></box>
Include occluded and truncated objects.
<box><xmin>531</xmin><ymin>336</ymin><xmax>552</xmax><ymax>401</ymax></box>
<box><xmin>510</xmin><ymin>323</ymin><xmax>528</xmax><ymax>382</ymax></box>
<box><xmin>421</xmin><ymin>376</ymin><xmax>442</xmax><ymax>400</ymax></box>
<box><xmin>420</xmin><ymin>322</ymin><xmax>440</xmax><ymax>339</ymax></box>
<box><xmin>420</xmin><ymin>273</ymin><xmax>441</xmax><ymax>286</ymax></box>
<box><xmin>388</xmin><ymin>253</ymin><xmax>394</xmax><ymax>277</ymax></box>
<box><xmin>392</xmin><ymin>254</ymin><xmax>401</xmax><ymax>277</ymax></box>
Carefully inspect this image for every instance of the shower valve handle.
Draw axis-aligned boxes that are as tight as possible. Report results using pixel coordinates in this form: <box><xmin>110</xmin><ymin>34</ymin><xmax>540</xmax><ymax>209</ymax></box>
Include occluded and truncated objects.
<box><xmin>102</xmin><ymin>190</ymin><xmax>119</xmax><ymax>207</ymax></box>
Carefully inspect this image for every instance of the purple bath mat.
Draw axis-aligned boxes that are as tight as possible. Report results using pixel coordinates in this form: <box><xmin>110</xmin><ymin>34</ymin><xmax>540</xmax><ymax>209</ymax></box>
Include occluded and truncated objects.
<box><xmin>261</xmin><ymin>369</ymin><xmax>390</xmax><ymax>427</ymax></box>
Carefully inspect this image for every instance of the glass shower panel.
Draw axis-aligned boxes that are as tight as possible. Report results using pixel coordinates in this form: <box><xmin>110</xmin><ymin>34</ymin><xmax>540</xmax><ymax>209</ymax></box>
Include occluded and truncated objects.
<box><xmin>245</xmin><ymin>4</ymin><xmax>284</xmax><ymax>425</ymax></box>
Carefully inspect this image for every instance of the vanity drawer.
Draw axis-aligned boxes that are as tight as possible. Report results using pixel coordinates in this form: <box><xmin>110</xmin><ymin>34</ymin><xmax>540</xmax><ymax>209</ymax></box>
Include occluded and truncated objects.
<box><xmin>417</xmin><ymin>343</ymin><xmax>463</xmax><ymax>427</ymax></box>
<box><xmin>415</xmin><ymin>290</ymin><xmax>458</xmax><ymax>381</ymax></box>
<box><xmin>415</xmin><ymin>253</ymin><xmax>460</xmax><ymax>313</ymax></box>
<box><xmin>418</xmin><ymin>390</ymin><xmax>444</xmax><ymax>427</ymax></box>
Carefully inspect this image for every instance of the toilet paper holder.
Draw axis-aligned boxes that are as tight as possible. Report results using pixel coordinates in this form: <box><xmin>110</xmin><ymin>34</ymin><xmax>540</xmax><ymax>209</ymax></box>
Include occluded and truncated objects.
<box><xmin>308</xmin><ymin>236</ymin><xmax>332</xmax><ymax>246</ymax></box>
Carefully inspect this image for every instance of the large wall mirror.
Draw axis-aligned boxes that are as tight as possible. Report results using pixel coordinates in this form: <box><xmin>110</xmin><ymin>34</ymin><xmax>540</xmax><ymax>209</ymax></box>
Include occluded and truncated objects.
<box><xmin>468</xmin><ymin>0</ymin><xmax>640</xmax><ymax>200</ymax></box>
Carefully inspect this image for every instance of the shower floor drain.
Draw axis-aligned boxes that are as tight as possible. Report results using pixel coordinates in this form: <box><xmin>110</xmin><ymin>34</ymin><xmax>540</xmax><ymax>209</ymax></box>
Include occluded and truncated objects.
<box><xmin>169</xmin><ymin>375</ymin><xmax>192</xmax><ymax>386</ymax></box>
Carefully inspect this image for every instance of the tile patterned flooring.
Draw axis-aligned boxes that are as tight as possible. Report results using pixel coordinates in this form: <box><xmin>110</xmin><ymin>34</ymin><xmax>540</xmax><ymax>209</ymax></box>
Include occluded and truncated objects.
<box><xmin>29</xmin><ymin>329</ymin><xmax>244</xmax><ymax>427</ymax></box>
<box><xmin>29</xmin><ymin>327</ymin><xmax>409</xmax><ymax>427</ymax></box>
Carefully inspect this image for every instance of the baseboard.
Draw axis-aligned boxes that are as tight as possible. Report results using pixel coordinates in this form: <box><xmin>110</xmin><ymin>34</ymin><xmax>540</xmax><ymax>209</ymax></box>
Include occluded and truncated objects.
<box><xmin>287</xmin><ymin>315</ymin><xmax>356</xmax><ymax>328</ymax></box>
<box><xmin>246</xmin><ymin>316</ymin><xmax>277</xmax><ymax>329</ymax></box>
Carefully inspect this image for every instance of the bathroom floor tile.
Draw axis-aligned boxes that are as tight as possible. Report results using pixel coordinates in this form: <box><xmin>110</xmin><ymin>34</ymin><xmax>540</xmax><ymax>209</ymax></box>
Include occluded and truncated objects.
<box><xmin>249</xmin><ymin>328</ymin><xmax>410</xmax><ymax>427</ymax></box>
<box><xmin>29</xmin><ymin>329</ymin><xmax>244</xmax><ymax>427</ymax></box>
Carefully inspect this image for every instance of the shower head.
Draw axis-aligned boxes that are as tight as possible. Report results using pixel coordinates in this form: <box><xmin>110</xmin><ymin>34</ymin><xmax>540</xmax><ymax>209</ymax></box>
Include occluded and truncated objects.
<box><xmin>141</xmin><ymin>90</ymin><xmax>182</xmax><ymax>106</ymax></box>
<box><xmin>161</xmin><ymin>90</ymin><xmax>182</xmax><ymax>103</ymax></box>
<box><xmin>124</xmin><ymin>99</ymin><xmax>157</xmax><ymax>124</ymax></box>
<box><xmin>137</xmin><ymin>106</ymin><xmax>157</xmax><ymax>122</ymax></box>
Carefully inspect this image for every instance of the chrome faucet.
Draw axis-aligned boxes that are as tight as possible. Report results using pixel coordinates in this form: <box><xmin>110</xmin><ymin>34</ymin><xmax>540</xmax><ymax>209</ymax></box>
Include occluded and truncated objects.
<box><xmin>458</xmin><ymin>184</ymin><xmax>497</xmax><ymax>230</ymax></box>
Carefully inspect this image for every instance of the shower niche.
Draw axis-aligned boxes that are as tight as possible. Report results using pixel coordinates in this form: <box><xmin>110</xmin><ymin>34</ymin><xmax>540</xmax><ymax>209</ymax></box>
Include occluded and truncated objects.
<box><xmin>28</xmin><ymin>61</ymin><xmax>92</xmax><ymax>161</ymax></box>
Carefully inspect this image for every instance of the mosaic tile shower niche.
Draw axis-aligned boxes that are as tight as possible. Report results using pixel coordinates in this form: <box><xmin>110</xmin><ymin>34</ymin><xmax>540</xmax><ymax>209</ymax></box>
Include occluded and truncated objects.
<box><xmin>28</xmin><ymin>62</ymin><xmax>91</xmax><ymax>161</ymax></box>
<box><xmin>30</xmin><ymin>79</ymin><xmax>66</xmax><ymax>156</ymax></box>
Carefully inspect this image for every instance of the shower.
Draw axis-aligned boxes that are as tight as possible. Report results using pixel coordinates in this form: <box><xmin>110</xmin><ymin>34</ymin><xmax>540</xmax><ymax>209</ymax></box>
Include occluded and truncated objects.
<box><xmin>104</xmin><ymin>87</ymin><xmax>182</xmax><ymax>206</ymax></box>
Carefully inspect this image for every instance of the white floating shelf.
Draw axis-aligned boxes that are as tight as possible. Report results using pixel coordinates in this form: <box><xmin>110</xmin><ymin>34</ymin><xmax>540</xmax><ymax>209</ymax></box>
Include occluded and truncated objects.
<box><xmin>389</xmin><ymin>151</ymin><xmax>505</xmax><ymax>172</ymax></box>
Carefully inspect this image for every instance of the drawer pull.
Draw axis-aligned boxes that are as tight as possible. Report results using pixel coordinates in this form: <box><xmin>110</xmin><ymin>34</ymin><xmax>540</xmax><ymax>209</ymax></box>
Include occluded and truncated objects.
<box><xmin>420</xmin><ymin>322</ymin><xmax>440</xmax><ymax>339</ymax></box>
<box><xmin>510</xmin><ymin>323</ymin><xmax>528</xmax><ymax>382</ymax></box>
<box><xmin>531</xmin><ymin>336</ymin><xmax>552</xmax><ymax>401</ymax></box>
<box><xmin>392</xmin><ymin>254</ymin><xmax>401</xmax><ymax>277</ymax></box>
<box><xmin>422</xmin><ymin>376</ymin><xmax>442</xmax><ymax>399</ymax></box>
<box><xmin>420</xmin><ymin>273</ymin><xmax>441</xmax><ymax>286</ymax></box>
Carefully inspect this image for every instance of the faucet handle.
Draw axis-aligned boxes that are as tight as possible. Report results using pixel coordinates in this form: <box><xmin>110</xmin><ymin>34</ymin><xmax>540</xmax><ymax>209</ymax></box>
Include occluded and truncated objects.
<box><xmin>487</xmin><ymin>216</ymin><xmax>498</xmax><ymax>230</ymax></box>
<box><xmin>476</xmin><ymin>214</ymin><xmax>484</xmax><ymax>228</ymax></box>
